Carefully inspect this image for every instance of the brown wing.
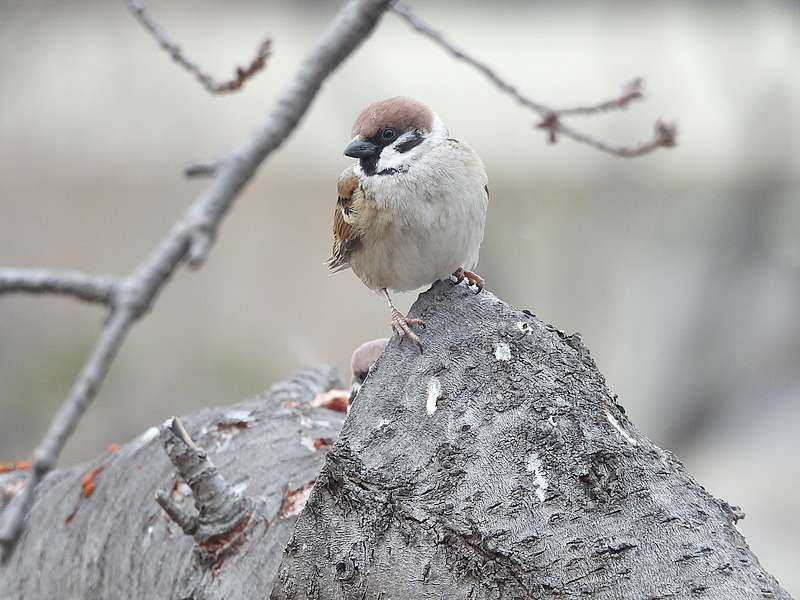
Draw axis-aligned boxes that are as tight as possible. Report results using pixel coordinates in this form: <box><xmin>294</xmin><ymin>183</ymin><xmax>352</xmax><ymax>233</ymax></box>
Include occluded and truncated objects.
<box><xmin>326</xmin><ymin>167</ymin><xmax>362</xmax><ymax>273</ymax></box>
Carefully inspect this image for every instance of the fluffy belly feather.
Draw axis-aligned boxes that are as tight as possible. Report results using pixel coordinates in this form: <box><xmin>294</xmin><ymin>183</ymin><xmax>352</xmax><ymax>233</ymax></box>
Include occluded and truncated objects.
<box><xmin>349</xmin><ymin>185</ymin><xmax>485</xmax><ymax>292</ymax></box>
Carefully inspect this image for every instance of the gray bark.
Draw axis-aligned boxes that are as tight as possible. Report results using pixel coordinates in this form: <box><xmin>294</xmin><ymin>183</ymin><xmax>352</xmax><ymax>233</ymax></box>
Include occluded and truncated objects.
<box><xmin>0</xmin><ymin>282</ymin><xmax>791</xmax><ymax>599</ymax></box>
<box><xmin>273</xmin><ymin>282</ymin><xmax>791</xmax><ymax>599</ymax></box>
<box><xmin>0</xmin><ymin>367</ymin><xmax>346</xmax><ymax>599</ymax></box>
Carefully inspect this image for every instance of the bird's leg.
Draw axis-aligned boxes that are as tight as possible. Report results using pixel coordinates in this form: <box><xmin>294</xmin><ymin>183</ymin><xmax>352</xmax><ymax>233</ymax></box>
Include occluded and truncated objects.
<box><xmin>382</xmin><ymin>288</ymin><xmax>425</xmax><ymax>350</ymax></box>
<box><xmin>451</xmin><ymin>267</ymin><xmax>484</xmax><ymax>293</ymax></box>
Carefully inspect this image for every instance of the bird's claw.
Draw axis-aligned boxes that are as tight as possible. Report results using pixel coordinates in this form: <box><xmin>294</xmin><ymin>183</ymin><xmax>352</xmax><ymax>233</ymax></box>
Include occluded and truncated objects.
<box><xmin>390</xmin><ymin>308</ymin><xmax>425</xmax><ymax>350</ymax></box>
<box><xmin>463</xmin><ymin>270</ymin><xmax>484</xmax><ymax>292</ymax></box>
<box><xmin>452</xmin><ymin>268</ymin><xmax>484</xmax><ymax>293</ymax></box>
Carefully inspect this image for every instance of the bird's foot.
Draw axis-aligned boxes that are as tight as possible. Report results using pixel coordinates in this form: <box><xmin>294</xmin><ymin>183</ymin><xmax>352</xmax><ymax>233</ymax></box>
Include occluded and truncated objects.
<box><xmin>452</xmin><ymin>267</ymin><xmax>484</xmax><ymax>293</ymax></box>
<box><xmin>464</xmin><ymin>270</ymin><xmax>484</xmax><ymax>292</ymax></box>
<box><xmin>390</xmin><ymin>307</ymin><xmax>425</xmax><ymax>350</ymax></box>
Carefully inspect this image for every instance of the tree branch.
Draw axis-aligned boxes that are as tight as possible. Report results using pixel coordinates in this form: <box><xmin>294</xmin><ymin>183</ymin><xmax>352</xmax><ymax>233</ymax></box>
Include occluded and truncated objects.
<box><xmin>184</xmin><ymin>159</ymin><xmax>221</xmax><ymax>179</ymax></box>
<box><xmin>0</xmin><ymin>307</ymin><xmax>134</xmax><ymax>558</ymax></box>
<box><xmin>155</xmin><ymin>489</ymin><xmax>198</xmax><ymax>535</ymax></box>
<box><xmin>391</xmin><ymin>2</ymin><xmax>677</xmax><ymax>157</ymax></box>
<box><xmin>0</xmin><ymin>0</ymin><xmax>680</xmax><ymax>559</ymax></box>
<box><xmin>0</xmin><ymin>366</ymin><xmax>347</xmax><ymax>595</ymax></box>
<box><xmin>538</xmin><ymin>117</ymin><xmax>677</xmax><ymax>158</ymax></box>
<box><xmin>123</xmin><ymin>0</ymin><xmax>272</xmax><ymax>95</ymax></box>
<box><xmin>552</xmin><ymin>77</ymin><xmax>644</xmax><ymax>116</ymax></box>
<box><xmin>0</xmin><ymin>0</ymin><xmax>392</xmax><ymax>556</ymax></box>
<box><xmin>0</xmin><ymin>294</ymin><xmax>790</xmax><ymax>598</ymax></box>
<box><xmin>272</xmin><ymin>282</ymin><xmax>790</xmax><ymax>600</ymax></box>
<box><xmin>158</xmin><ymin>417</ymin><xmax>253</xmax><ymax>566</ymax></box>
<box><xmin>0</xmin><ymin>268</ymin><xmax>118</xmax><ymax>306</ymax></box>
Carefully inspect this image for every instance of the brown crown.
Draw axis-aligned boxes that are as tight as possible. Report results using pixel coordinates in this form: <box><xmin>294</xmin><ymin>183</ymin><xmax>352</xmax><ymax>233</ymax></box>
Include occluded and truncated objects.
<box><xmin>351</xmin><ymin>96</ymin><xmax>434</xmax><ymax>138</ymax></box>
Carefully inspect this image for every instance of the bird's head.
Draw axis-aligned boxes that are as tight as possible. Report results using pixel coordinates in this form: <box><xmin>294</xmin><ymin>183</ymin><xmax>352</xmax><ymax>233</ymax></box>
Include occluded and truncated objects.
<box><xmin>344</xmin><ymin>96</ymin><xmax>448</xmax><ymax>176</ymax></box>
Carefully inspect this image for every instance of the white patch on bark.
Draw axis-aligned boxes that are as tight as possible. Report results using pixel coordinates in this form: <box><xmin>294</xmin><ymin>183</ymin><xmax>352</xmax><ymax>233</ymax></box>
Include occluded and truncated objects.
<box><xmin>224</xmin><ymin>409</ymin><xmax>253</xmax><ymax>422</ymax></box>
<box><xmin>142</xmin><ymin>525</ymin><xmax>154</xmax><ymax>550</ymax></box>
<box><xmin>494</xmin><ymin>343</ymin><xmax>512</xmax><ymax>361</ymax></box>
<box><xmin>516</xmin><ymin>321</ymin><xmax>531</xmax><ymax>335</ymax></box>
<box><xmin>378</xmin><ymin>418</ymin><xmax>391</xmax><ymax>427</ymax></box>
<box><xmin>554</xmin><ymin>396</ymin><xmax>571</xmax><ymax>409</ymax></box>
<box><xmin>426</xmin><ymin>377</ymin><xmax>442</xmax><ymax>415</ymax></box>
<box><xmin>230</xmin><ymin>481</ymin><xmax>248</xmax><ymax>496</ymax></box>
<box><xmin>606</xmin><ymin>411</ymin><xmax>638</xmax><ymax>446</ymax></box>
<box><xmin>526</xmin><ymin>453</ymin><xmax>549</xmax><ymax>503</ymax></box>
<box><xmin>300</xmin><ymin>435</ymin><xmax>317</xmax><ymax>453</ymax></box>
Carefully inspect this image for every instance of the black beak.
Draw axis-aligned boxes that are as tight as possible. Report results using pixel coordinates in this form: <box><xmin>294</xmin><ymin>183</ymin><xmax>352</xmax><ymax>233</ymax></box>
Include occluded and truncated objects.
<box><xmin>344</xmin><ymin>138</ymin><xmax>379</xmax><ymax>159</ymax></box>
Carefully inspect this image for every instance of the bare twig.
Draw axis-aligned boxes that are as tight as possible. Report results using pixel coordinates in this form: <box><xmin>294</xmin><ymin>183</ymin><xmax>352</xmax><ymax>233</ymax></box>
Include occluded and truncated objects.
<box><xmin>539</xmin><ymin>119</ymin><xmax>677</xmax><ymax>158</ymax></box>
<box><xmin>184</xmin><ymin>159</ymin><xmax>220</xmax><ymax>179</ymax></box>
<box><xmin>155</xmin><ymin>490</ymin><xmax>198</xmax><ymax>535</ymax></box>
<box><xmin>0</xmin><ymin>0</ymin><xmax>392</xmax><ymax>556</ymax></box>
<box><xmin>554</xmin><ymin>77</ymin><xmax>644</xmax><ymax>117</ymax></box>
<box><xmin>391</xmin><ymin>2</ymin><xmax>677</xmax><ymax>157</ymax></box>
<box><xmin>158</xmin><ymin>417</ymin><xmax>251</xmax><ymax>564</ymax></box>
<box><xmin>0</xmin><ymin>268</ymin><xmax>118</xmax><ymax>306</ymax></box>
<box><xmin>169</xmin><ymin>417</ymin><xmax>205</xmax><ymax>457</ymax></box>
<box><xmin>124</xmin><ymin>0</ymin><xmax>272</xmax><ymax>95</ymax></box>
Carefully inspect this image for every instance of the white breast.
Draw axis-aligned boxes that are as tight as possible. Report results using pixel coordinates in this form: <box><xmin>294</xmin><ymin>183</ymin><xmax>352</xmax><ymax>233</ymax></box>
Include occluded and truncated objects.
<box><xmin>348</xmin><ymin>140</ymin><xmax>488</xmax><ymax>292</ymax></box>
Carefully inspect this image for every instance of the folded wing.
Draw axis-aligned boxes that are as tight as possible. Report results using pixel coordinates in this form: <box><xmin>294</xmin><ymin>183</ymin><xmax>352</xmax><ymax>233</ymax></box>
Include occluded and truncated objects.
<box><xmin>327</xmin><ymin>166</ymin><xmax>363</xmax><ymax>273</ymax></box>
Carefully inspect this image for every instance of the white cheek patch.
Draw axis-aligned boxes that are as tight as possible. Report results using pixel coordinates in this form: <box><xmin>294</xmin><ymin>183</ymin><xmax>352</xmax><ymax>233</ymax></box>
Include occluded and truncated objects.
<box><xmin>375</xmin><ymin>145</ymin><xmax>408</xmax><ymax>173</ymax></box>
<box><xmin>375</xmin><ymin>137</ymin><xmax>433</xmax><ymax>173</ymax></box>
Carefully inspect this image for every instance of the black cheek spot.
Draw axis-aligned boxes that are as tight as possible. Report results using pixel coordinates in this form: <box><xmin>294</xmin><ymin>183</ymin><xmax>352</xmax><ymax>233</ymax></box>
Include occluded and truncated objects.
<box><xmin>359</xmin><ymin>155</ymin><xmax>379</xmax><ymax>176</ymax></box>
<box><xmin>395</xmin><ymin>130</ymin><xmax>424</xmax><ymax>153</ymax></box>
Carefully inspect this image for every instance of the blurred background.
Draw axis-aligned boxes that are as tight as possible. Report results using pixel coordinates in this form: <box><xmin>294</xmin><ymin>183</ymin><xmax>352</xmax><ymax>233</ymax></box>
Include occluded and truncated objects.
<box><xmin>1</xmin><ymin>0</ymin><xmax>798</xmax><ymax>591</ymax></box>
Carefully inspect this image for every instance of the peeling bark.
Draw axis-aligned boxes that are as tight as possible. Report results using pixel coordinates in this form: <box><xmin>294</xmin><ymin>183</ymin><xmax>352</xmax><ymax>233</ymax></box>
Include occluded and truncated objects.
<box><xmin>0</xmin><ymin>283</ymin><xmax>792</xmax><ymax>599</ymax></box>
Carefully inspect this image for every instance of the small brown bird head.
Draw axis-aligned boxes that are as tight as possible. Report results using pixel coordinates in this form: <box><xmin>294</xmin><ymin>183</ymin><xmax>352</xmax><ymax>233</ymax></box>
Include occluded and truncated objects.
<box><xmin>350</xmin><ymin>337</ymin><xmax>389</xmax><ymax>385</ymax></box>
<box><xmin>348</xmin><ymin>337</ymin><xmax>389</xmax><ymax>405</ymax></box>
<box><xmin>344</xmin><ymin>97</ymin><xmax>447</xmax><ymax>176</ymax></box>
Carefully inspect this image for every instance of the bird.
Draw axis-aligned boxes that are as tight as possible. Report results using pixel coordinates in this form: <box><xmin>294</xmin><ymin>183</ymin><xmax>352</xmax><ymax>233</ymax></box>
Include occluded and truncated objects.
<box><xmin>327</xmin><ymin>96</ymin><xmax>489</xmax><ymax>349</ymax></box>
<box><xmin>309</xmin><ymin>337</ymin><xmax>389</xmax><ymax>412</ymax></box>
<box><xmin>348</xmin><ymin>337</ymin><xmax>389</xmax><ymax>404</ymax></box>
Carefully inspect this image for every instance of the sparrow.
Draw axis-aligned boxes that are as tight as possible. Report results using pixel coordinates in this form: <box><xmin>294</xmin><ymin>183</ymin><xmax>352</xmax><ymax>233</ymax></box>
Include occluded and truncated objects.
<box><xmin>310</xmin><ymin>337</ymin><xmax>389</xmax><ymax>411</ymax></box>
<box><xmin>348</xmin><ymin>337</ymin><xmax>389</xmax><ymax>404</ymax></box>
<box><xmin>327</xmin><ymin>97</ymin><xmax>489</xmax><ymax>349</ymax></box>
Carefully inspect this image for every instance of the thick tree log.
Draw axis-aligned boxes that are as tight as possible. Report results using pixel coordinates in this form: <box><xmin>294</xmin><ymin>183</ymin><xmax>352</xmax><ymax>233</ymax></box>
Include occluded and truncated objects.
<box><xmin>0</xmin><ymin>367</ymin><xmax>346</xmax><ymax>599</ymax></box>
<box><xmin>273</xmin><ymin>281</ymin><xmax>791</xmax><ymax>599</ymax></box>
<box><xmin>0</xmin><ymin>282</ymin><xmax>791</xmax><ymax>599</ymax></box>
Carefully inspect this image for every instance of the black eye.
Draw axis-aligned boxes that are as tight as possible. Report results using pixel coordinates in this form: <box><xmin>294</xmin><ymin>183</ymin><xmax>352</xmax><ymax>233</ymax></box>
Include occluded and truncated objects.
<box><xmin>381</xmin><ymin>128</ymin><xmax>396</xmax><ymax>141</ymax></box>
